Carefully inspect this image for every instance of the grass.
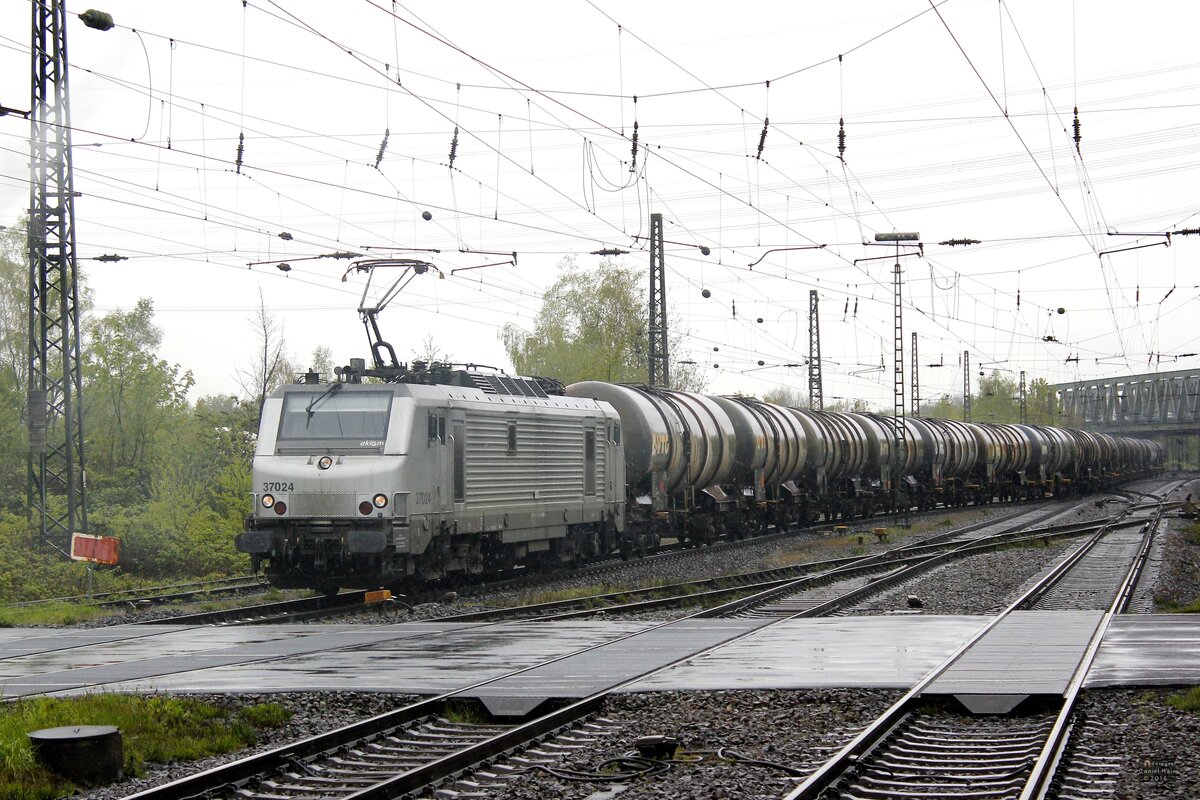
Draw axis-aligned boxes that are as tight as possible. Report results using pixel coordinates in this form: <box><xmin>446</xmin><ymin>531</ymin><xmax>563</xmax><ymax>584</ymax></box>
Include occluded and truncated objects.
<box><xmin>1156</xmin><ymin>597</ymin><xmax>1200</xmax><ymax>613</ymax></box>
<box><xmin>190</xmin><ymin>587</ymin><xmax>304</xmax><ymax>614</ymax></box>
<box><xmin>0</xmin><ymin>694</ymin><xmax>292</xmax><ymax>799</ymax></box>
<box><xmin>440</xmin><ymin>700</ymin><xmax>491</xmax><ymax>725</ymax></box>
<box><xmin>1166</xmin><ymin>686</ymin><xmax>1200</xmax><ymax>713</ymax></box>
<box><xmin>511</xmin><ymin>584</ymin><xmax>638</xmax><ymax>607</ymax></box>
<box><xmin>0</xmin><ymin>603</ymin><xmax>109</xmax><ymax>628</ymax></box>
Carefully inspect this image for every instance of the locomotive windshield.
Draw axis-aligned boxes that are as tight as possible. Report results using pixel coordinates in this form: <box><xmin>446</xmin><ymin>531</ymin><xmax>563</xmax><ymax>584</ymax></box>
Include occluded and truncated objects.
<box><xmin>276</xmin><ymin>388</ymin><xmax>392</xmax><ymax>451</ymax></box>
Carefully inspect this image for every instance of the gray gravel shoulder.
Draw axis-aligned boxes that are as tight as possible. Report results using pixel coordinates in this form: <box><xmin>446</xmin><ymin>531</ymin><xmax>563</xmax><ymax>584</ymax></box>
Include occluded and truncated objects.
<box><xmin>1068</xmin><ymin>687</ymin><xmax>1200</xmax><ymax>800</ymax></box>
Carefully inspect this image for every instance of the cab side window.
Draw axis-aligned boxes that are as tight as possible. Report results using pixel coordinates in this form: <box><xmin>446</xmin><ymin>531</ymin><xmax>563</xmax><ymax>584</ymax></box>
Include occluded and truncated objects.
<box><xmin>428</xmin><ymin>412</ymin><xmax>446</xmax><ymax>446</ymax></box>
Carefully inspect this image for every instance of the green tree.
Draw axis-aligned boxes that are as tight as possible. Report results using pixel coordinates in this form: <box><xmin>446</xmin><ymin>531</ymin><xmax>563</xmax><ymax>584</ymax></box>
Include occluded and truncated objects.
<box><xmin>500</xmin><ymin>256</ymin><xmax>705</xmax><ymax>390</ymax></box>
<box><xmin>412</xmin><ymin>334</ymin><xmax>452</xmax><ymax>365</ymax></box>
<box><xmin>1027</xmin><ymin>377</ymin><xmax>1062</xmax><ymax>425</ymax></box>
<box><xmin>762</xmin><ymin>385</ymin><xmax>809</xmax><ymax>408</ymax></box>
<box><xmin>94</xmin><ymin>394</ymin><xmax>255</xmax><ymax>578</ymax></box>
<box><xmin>830</xmin><ymin>398</ymin><xmax>874</xmax><ymax>412</ymax></box>
<box><xmin>308</xmin><ymin>344</ymin><xmax>334</xmax><ymax>380</ymax></box>
<box><xmin>83</xmin><ymin>298</ymin><xmax>194</xmax><ymax>479</ymax></box>
<box><xmin>0</xmin><ymin>223</ymin><xmax>26</xmax><ymax>511</ymax></box>
<box><xmin>919</xmin><ymin>371</ymin><xmax>1062</xmax><ymax>424</ymax></box>
<box><xmin>923</xmin><ymin>393</ymin><xmax>963</xmax><ymax>420</ymax></box>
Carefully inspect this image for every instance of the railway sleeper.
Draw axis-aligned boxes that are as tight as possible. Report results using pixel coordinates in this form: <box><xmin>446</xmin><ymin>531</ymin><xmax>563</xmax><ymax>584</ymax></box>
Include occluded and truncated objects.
<box><xmin>855</xmin><ymin>773</ymin><xmax>1027</xmax><ymax>791</ymax></box>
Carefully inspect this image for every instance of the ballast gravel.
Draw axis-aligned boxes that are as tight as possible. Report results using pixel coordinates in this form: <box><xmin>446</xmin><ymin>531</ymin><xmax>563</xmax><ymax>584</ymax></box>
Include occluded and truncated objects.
<box><xmin>455</xmin><ymin>688</ymin><xmax>901</xmax><ymax>800</ymax></box>
<box><xmin>1065</xmin><ymin>687</ymin><xmax>1200</xmax><ymax>800</ymax></box>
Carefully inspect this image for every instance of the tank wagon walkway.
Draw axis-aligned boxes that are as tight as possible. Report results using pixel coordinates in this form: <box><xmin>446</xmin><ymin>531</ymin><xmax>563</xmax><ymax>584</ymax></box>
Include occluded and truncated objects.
<box><xmin>0</xmin><ymin>614</ymin><xmax>1197</xmax><ymax>702</ymax></box>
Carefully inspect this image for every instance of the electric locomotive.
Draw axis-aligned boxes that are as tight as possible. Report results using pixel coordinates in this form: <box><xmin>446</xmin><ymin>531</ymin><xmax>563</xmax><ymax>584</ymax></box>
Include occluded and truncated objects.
<box><xmin>237</xmin><ymin>360</ymin><xmax>625</xmax><ymax>593</ymax></box>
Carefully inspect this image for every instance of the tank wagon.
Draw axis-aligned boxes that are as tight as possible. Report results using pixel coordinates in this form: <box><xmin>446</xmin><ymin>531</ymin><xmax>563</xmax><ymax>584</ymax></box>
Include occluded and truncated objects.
<box><xmin>239</xmin><ymin>361</ymin><xmax>1163</xmax><ymax>592</ymax></box>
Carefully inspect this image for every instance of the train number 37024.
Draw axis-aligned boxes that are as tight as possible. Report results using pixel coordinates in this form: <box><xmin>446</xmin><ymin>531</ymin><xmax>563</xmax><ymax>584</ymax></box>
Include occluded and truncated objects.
<box><xmin>262</xmin><ymin>482</ymin><xmax>294</xmax><ymax>492</ymax></box>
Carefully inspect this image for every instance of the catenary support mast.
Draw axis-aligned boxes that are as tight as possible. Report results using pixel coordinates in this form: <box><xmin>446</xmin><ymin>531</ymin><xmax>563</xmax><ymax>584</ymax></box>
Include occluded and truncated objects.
<box><xmin>963</xmin><ymin>351</ymin><xmax>972</xmax><ymax>422</ymax></box>
<box><xmin>27</xmin><ymin>0</ymin><xmax>98</xmax><ymax>552</ymax></box>
<box><xmin>808</xmin><ymin>289</ymin><xmax>823</xmax><ymax>410</ymax></box>
<box><xmin>647</xmin><ymin>212</ymin><xmax>669</xmax><ymax>387</ymax></box>
<box><xmin>911</xmin><ymin>332</ymin><xmax>919</xmax><ymax>417</ymax></box>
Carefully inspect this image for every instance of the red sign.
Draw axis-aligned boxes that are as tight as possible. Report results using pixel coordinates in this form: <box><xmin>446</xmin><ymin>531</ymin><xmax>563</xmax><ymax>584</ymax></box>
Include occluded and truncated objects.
<box><xmin>70</xmin><ymin>533</ymin><xmax>120</xmax><ymax>565</ymax></box>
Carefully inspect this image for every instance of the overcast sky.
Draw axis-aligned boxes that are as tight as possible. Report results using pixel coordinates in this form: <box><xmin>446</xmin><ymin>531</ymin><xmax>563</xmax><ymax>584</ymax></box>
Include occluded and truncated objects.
<box><xmin>2</xmin><ymin>0</ymin><xmax>1198</xmax><ymax>408</ymax></box>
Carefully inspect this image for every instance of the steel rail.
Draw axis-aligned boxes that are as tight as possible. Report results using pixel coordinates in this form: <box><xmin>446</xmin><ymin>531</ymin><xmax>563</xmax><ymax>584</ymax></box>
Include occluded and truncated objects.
<box><xmin>129</xmin><ymin>591</ymin><xmax>370</xmax><ymax>626</ymax></box>
<box><xmin>116</xmin><ymin>586</ymin><xmax>762</xmax><ymax>800</ymax></box>
<box><xmin>782</xmin><ymin>495</ymin><xmax>1164</xmax><ymax>799</ymax></box>
<box><xmin>3</xmin><ymin>574</ymin><xmax>266</xmax><ymax>608</ymax></box>
<box><xmin>1018</xmin><ymin>506</ymin><xmax>1165</xmax><ymax>800</ymax></box>
<box><xmin>441</xmin><ymin>501</ymin><xmax>1104</xmax><ymax>624</ymax></box>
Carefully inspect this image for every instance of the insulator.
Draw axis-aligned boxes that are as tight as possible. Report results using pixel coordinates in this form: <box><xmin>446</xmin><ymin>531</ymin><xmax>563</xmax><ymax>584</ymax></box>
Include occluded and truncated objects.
<box><xmin>374</xmin><ymin>128</ymin><xmax>390</xmax><ymax>169</ymax></box>
<box><xmin>235</xmin><ymin>131</ymin><xmax>245</xmax><ymax>174</ymax></box>
<box><xmin>756</xmin><ymin>117</ymin><xmax>769</xmax><ymax>160</ymax></box>
<box><xmin>731</xmin><ymin>300</ymin><xmax>737</xmax><ymax>318</ymax></box>
<box><xmin>837</xmin><ymin>117</ymin><xmax>846</xmax><ymax>160</ymax></box>
<box><xmin>1017</xmin><ymin>289</ymin><xmax>1020</xmax><ymax>308</ymax></box>
<box><xmin>630</xmin><ymin>120</ymin><xmax>639</xmax><ymax>173</ymax></box>
<box><xmin>1073</xmin><ymin>106</ymin><xmax>1081</xmax><ymax>154</ymax></box>
<box><xmin>78</xmin><ymin>9</ymin><xmax>114</xmax><ymax>30</ymax></box>
<box><xmin>853</xmin><ymin>297</ymin><xmax>858</xmax><ymax>317</ymax></box>
<box><xmin>448</xmin><ymin>127</ymin><xmax>459</xmax><ymax>167</ymax></box>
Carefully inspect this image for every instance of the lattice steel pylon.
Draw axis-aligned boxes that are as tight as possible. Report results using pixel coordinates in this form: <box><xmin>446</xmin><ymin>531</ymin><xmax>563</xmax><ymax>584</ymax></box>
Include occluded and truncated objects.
<box><xmin>27</xmin><ymin>0</ymin><xmax>89</xmax><ymax>553</ymax></box>
<box><xmin>911</xmin><ymin>331</ymin><xmax>919</xmax><ymax>417</ymax></box>
<box><xmin>808</xmin><ymin>290</ymin><xmax>823</xmax><ymax>410</ymax></box>
<box><xmin>1019</xmin><ymin>370</ymin><xmax>1027</xmax><ymax>424</ymax></box>
<box><xmin>892</xmin><ymin>263</ymin><xmax>905</xmax><ymax>489</ymax></box>
<box><xmin>647</xmin><ymin>212</ymin><xmax>669</xmax><ymax>387</ymax></box>
<box><xmin>963</xmin><ymin>351</ymin><xmax>972</xmax><ymax>422</ymax></box>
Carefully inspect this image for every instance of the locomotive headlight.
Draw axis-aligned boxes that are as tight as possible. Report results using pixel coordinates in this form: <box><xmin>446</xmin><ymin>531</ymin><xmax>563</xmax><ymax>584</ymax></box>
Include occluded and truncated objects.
<box><xmin>274</xmin><ymin>501</ymin><xmax>287</xmax><ymax>515</ymax></box>
<box><xmin>372</xmin><ymin>493</ymin><xmax>388</xmax><ymax>509</ymax></box>
<box><xmin>261</xmin><ymin>494</ymin><xmax>275</xmax><ymax>509</ymax></box>
<box><xmin>317</xmin><ymin>455</ymin><xmax>333</xmax><ymax>470</ymax></box>
<box><xmin>358</xmin><ymin>501</ymin><xmax>374</xmax><ymax>515</ymax></box>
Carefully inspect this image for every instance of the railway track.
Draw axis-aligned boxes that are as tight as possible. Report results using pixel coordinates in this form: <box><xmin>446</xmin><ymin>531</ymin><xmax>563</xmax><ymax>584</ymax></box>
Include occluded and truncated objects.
<box><xmin>114</xmin><ymin>605</ymin><xmax>719</xmax><ymax>800</ymax></box>
<box><xmin>129</xmin><ymin>589</ymin><xmax>394</xmax><ymax>625</ymax></box>
<box><xmin>783</xmin><ymin>492</ymin><xmax>1173</xmax><ymax>800</ymax></box>
<box><xmin>455</xmin><ymin>495</ymin><xmax>1060</xmax><ymax>599</ymax></box>
<box><xmin>3</xmin><ymin>574</ymin><xmax>267</xmax><ymax>609</ymax></box>
<box><xmin>99</xmin><ymin>497</ymin><xmax>1072</xmax><ymax>628</ymax></box>
<box><xmin>440</xmin><ymin>497</ymin><xmax>1122</xmax><ymax>624</ymax></box>
<box><xmin>101</xmin><ymin>483</ymin><xmax>1183</xmax><ymax>799</ymax></box>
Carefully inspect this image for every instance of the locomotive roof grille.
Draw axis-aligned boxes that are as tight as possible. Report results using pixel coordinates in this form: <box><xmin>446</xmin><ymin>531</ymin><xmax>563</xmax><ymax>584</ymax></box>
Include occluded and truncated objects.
<box><xmin>336</xmin><ymin>360</ymin><xmax>558</xmax><ymax>397</ymax></box>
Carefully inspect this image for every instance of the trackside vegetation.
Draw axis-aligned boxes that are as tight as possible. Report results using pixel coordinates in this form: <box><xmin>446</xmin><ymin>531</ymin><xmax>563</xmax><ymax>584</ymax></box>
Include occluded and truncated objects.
<box><xmin>0</xmin><ymin>221</ymin><xmax>297</xmax><ymax>603</ymax></box>
<box><xmin>0</xmin><ymin>694</ymin><xmax>292</xmax><ymax>799</ymax></box>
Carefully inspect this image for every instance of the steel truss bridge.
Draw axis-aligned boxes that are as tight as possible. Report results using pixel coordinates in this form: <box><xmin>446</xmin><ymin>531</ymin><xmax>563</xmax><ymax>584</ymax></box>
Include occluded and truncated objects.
<box><xmin>1055</xmin><ymin>368</ymin><xmax>1200</xmax><ymax>470</ymax></box>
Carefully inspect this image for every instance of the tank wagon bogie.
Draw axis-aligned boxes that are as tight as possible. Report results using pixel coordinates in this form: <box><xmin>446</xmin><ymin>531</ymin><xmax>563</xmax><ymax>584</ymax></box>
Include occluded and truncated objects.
<box><xmin>241</xmin><ymin>364</ymin><xmax>1164</xmax><ymax>592</ymax></box>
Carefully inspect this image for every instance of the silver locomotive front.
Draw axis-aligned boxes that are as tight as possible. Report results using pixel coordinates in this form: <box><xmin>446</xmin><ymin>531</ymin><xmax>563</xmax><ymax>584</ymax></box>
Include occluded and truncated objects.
<box><xmin>237</xmin><ymin>383</ymin><xmax>412</xmax><ymax>591</ymax></box>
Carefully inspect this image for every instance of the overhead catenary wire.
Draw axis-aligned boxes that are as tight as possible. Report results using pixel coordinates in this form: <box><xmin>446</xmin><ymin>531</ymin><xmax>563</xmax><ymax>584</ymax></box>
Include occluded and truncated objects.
<box><xmin>7</xmin><ymin>0</ymin><xmax>1190</xmax><ymax>400</ymax></box>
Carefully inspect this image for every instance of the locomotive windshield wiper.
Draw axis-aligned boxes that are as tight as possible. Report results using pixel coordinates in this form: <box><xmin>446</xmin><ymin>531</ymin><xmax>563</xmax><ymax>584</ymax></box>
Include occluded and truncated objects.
<box><xmin>305</xmin><ymin>382</ymin><xmax>342</xmax><ymax>421</ymax></box>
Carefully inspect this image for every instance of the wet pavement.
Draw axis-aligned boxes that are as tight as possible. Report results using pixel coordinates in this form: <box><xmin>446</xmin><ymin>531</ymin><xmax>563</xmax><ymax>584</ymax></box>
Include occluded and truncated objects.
<box><xmin>0</xmin><ymin>614</ymin><xmax>1196</xmax><ymax>700</ymax></box>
